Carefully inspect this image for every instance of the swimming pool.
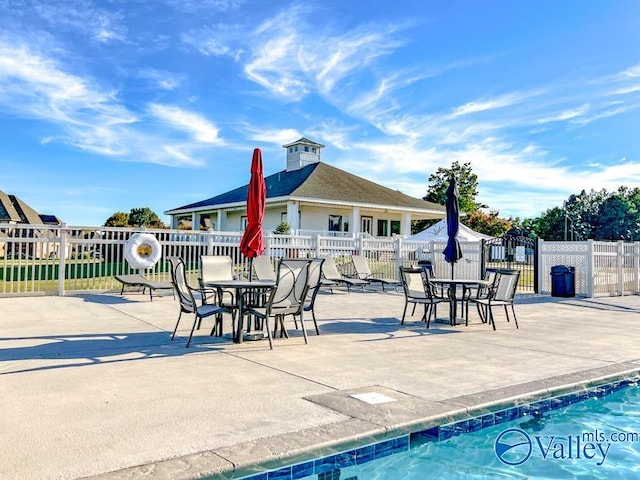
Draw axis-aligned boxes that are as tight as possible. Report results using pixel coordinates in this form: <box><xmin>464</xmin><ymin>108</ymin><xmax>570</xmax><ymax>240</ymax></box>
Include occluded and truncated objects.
<box><xmin>238</xmin><ymin>377</ymin><xmax>639</xmax><ymax>479</ymax></box>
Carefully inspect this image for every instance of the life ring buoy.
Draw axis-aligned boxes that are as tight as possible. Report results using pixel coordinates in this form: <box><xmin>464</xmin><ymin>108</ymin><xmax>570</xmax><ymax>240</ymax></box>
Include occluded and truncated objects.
<box><xmin>124</xmin><ymin>233</ymin><xmax>162</xmax><ymax>269</ymax></box>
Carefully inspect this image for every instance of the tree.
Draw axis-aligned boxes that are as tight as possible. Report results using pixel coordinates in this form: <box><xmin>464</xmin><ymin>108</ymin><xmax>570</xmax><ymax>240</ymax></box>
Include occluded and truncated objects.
<box><xmin>424</xmin><ymin>161</ymin><xmax>481</xmax><ymax>214</ymax></box>
<box><xmin>104</xmin><ymin>212</ymin><xmax>129</xmax><ymax>227</ymax></box>
<box><xmin>104</xmin><ymin>208</ymin><xmax>168</xmax><ymax>228</ymax></box>
<box><xmin>465</xmin><ymin>209</ymin><xmax>511</xmax><ymax>237</ymax></box>
<box><xmin>128</xmin><ymin>207</ymin><xmax>163</xmax><ymax>228</ymax></box>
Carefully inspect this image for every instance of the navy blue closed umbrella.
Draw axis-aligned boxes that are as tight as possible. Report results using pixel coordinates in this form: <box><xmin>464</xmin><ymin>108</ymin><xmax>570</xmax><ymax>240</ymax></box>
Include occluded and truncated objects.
<box><xmin>443</xmin><ymin>177</ymin><xmax>463</xmax><ymax>279</ymax></box>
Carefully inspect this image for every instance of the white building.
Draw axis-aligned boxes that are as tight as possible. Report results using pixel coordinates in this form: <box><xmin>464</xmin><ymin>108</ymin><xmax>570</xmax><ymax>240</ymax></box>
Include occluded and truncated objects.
<box><xmin>165</xmin><ymin>138</ymin><xmax>445</xmax><ymax>237</ymax></box>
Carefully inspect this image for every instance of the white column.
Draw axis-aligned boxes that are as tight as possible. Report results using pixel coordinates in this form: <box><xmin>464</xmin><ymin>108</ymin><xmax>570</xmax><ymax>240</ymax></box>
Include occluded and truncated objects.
<box><xmin>402</xmin><ymin>213</ymin><xmax>412</xmax><ymax>237</ymax></box>
<box><xmin>170</xmin><ymin>215</ymin><xmax>178</xmax><ymax>229</ymax></box>
<box><xmin>287</xmin><ymin>201</ymin><xmax>299</xmax><ymax>231</ymax></box>
<box><xmin>217</xmin><ymin>209</ymin><xmax>226</xmax><ymax>231</ymax></box>
<box><xmin>191</xmin><ymin>212</ymin><xmax>201</xmax><ymax>231</ymax></box>
<box><xmin>351</xmin><ymin>207</ymin><xmax>360</xmax><ymax>236</ymax></box>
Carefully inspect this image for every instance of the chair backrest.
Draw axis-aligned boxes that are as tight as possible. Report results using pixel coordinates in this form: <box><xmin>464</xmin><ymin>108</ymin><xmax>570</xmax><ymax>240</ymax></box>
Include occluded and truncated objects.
<box><xmin>418</xmin><ymin>262</ymin><xmax>435</xmax><ymax>279</ymax></box>
<box><xmin>493</xmin><ymin>271</ymin><xmax>520</xmax><ymax>302</ymax></box>
<box><xmin>200</xmin><ymin>255</ymin><xmax>234</xmax><ymax>283</ymax></box>
<box><xmin>319</xmin><ymin>256</ymin><xmax>342</xmax><ymax>280</ymax></box>
<box><xmin>268</xmin><ymin>259</ymin><xmax>311</xmax><ymax>313</ymax></box>
<box><xmin>351</xmin><ymin>255</ymin><xmax>372</xmax><ymax>279</ymax></box>
<box><xmin>252</xmin><ymin>255</ymin><xmax>276</xmax><ymax>281</ymax></box>
<box><xmin>305</xmin><ymin>258</ymin><xmax>325</xmax><ymax>306</ymax></box>
<box><xmin>168</xmin><ymin>256</ymin><xmax>196</xmax><ymax>313</ymax></box>
<box><xmin>399</xmin><ymin>267</ymin><xmax>427</xmax><ymax>299</ymax></box>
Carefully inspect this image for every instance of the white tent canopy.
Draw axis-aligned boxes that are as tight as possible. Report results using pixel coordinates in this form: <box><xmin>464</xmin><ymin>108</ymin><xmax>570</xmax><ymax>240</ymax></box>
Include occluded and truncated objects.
<box><xmin>406</xmin><ymin>218</ymin><xmax>493</xmax><ymax>242</ymax></box>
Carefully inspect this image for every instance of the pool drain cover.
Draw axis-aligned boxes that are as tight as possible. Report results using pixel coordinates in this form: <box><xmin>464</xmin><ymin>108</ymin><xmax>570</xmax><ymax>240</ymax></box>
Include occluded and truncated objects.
<box><xmin>349</xmin><ymin>392</ymin><xmax>397</xmax><ymax>405</ymax></box>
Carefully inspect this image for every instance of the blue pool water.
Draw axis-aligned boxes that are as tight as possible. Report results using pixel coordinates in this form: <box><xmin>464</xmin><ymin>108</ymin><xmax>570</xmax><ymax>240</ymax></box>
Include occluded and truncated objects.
<box><xmin>240</xmin><ymin>378</ymin><xmax>639</xmax><ymax>480</ymax></box>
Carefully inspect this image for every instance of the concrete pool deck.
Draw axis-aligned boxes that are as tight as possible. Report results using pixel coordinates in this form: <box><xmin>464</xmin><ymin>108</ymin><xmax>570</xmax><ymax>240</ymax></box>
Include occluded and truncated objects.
<box><xmin>1</xmin><ymin>288</ymin><xmax>639</xmax><ymax>480</ymax></box>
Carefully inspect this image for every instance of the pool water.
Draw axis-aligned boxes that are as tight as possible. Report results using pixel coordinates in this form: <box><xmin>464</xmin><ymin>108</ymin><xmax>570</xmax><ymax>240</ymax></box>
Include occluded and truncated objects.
<box><xmin>240</xmin><ymin>378</ymin><xmax>639</xmax><ymax>480</ymax></box>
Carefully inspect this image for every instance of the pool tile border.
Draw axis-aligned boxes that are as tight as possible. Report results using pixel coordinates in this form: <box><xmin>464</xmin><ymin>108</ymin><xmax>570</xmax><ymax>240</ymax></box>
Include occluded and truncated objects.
<box><xmin>238</xmin><ymin>374</ymin><xmax>638</xmax><ymax>480</ymax></box>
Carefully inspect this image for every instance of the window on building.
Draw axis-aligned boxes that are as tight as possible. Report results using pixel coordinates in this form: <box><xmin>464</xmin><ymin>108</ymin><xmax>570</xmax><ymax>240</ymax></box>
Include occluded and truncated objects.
<box><xmin>391</xmin><ymin>220</ymin><xmax>401</xmax><ymax>235</ymax></box>
<box><xmin>312</xmin><ymin>147</ymin><xmax>317</xmax><ymax>153</ymax></box>
<box><xmin>281</xmin><ymin>212</ymin><xmax>287</xmax><ymax>222</ymax></box>
<box><xmin>328</xmin><ymin>215</ymin><xmax>342</xmax><ymax>232</ymax></box>
<box><xmin>294</xmin><ymin>146</ymin><xmax>298</xmax><ymax>152</ymax></box>
<box><xmin>304</xmin><ymin>146</ymin><xmax>309</xmax><ymax>152</ymax></box>
<box><xmin>240</xmin><ymin>216</ymin><xmax>248</xmax><ymax>230</ymax></box>
<box><xmin>288</xmin><ymin>147</ymin><xmax>293</xmax><ymax>153</ymax></box>
<box><xmin>377</xmin><ymin>219</ymin><xmax>389</xmax><ymax>237</ymax></box>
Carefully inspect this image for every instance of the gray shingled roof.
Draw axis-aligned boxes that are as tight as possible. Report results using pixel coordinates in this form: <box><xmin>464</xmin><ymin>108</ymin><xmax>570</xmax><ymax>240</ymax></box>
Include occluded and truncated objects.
<box><xmin>166</xmin><ymin>162</ymin><xmax>443</xmax><ymax>214</ymax></box>
<box><xmin>0</xmin><ymin>189</ymin><xmax>61</xmax><ymax>224</ymax></box>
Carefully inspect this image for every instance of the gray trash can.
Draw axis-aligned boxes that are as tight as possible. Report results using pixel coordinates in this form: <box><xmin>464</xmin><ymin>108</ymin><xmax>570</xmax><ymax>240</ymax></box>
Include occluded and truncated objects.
<box><xmin>551</xmin><ymin>265</ymin><xmax>575</xmax><ymax>297</ymax></box>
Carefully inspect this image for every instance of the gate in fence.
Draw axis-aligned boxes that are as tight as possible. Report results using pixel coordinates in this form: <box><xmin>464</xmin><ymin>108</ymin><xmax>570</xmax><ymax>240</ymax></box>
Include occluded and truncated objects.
<box><xmin>481</xmin><ymin>234</ymin><xmax>538</xmax><ymax>293</ymax></box>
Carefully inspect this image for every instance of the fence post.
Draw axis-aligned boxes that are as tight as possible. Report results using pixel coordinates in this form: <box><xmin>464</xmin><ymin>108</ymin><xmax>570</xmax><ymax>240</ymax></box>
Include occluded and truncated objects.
<box><xmin>315</xmin><ymin>234</ymin><xmax>321</xmax><ymax>258</ymax></box>
<box><xmin>58</xmin><ymin>224</ymin><xmax>67</xmax><ymax>296</ymax></box>
<box><xmin>536</xmin><ymin>238</ymin><xmax>544</xmax><ymax>295</ymax></box>
<box><xmin>617</xmin><ymin>240</ymin><xmax>624</xmax><ymax>296</ymax></box>
<box><xmin>206</xmin><ymin>228</ymin><xmax>214</xmax><ymax>255</ymax></box>
<box><xmin>395</xmin><ymin>237</ymin><xmax>403</xmax><ymax>276</ymax></box>
<box><xmin>635</xmin><ymin>242</ymin><xmax>640</xmax><ymax>294</ymax></box>
<box><xmin>586</xmin><ymin>239</ymin><xmax>594</xmax><ymax>298</ymax></box>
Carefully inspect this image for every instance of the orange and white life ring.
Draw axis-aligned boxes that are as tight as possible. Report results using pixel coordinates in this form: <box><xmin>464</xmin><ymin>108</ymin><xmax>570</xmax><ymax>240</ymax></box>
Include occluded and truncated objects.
<box><xmin>124</xmin><ymin>233</ymin><xmax>162</xmax><ymax>269</ymax></box>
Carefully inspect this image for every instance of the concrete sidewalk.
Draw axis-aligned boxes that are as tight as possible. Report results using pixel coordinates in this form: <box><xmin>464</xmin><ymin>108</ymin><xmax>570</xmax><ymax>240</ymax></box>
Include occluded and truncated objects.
<box><xmin>1</xmin><ymin>289</ymin><xmax>639</xmax><ymax>480</ymax></box>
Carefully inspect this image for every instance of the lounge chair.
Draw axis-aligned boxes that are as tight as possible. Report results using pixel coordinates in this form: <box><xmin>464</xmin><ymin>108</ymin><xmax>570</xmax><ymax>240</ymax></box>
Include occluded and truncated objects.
<box><xmin>351</xmin><ymin>255</ymin><xmax>400</xmax><ymax>292</ymax></box>
<box><xmin>319</xmin><ymin>255</ymin><xmax>369</xmax><ymax>292</ymax></box>
<box><xmin>114</xmin><ymin>274</ymin><xmax>174</xmax><ymax>301</ymax></box>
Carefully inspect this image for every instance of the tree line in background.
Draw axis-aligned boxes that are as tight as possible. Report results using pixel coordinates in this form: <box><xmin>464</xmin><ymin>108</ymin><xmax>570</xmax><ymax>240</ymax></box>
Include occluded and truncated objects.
<box><xmin>414</xmin><ymin>161</ymin><xmax>640</xmax><ymax>242</ymax></box>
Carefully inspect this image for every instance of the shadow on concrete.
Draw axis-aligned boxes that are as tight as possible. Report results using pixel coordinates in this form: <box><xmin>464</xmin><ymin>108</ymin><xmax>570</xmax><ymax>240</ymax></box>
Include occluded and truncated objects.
<box><xmin>0</xmin><ymin>330</ymin><xmax>225</xmax><ymax>376</ymax></box>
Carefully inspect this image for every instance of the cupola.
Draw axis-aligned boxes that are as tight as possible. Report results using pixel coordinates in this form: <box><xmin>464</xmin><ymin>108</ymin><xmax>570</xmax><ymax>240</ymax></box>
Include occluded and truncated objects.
<box><xmin>282</xmin><ymin>137</ymin><xmax>325</xmax><ymax>171</ymax></box>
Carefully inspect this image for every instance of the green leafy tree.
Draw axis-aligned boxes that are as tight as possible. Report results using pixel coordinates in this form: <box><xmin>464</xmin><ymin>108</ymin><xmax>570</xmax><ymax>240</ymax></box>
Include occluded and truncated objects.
<box><xmin>129</xmin><ymin>207</ymin><xmax>163</xmax><ymax>228</ymax></box>
<box><xmin>104</xmin><ymin>212</ymin><xmax>130</xmax><ymax>227</ymax></box>
<box><xmin>465</xmin><ymin>209</ymin><xmax>511</xmax><ymax>237</ymax></box>
<box><xmin>424</xmin><ymin>161</ymin><xmax>481</xmax><ymax>214</ymax></box>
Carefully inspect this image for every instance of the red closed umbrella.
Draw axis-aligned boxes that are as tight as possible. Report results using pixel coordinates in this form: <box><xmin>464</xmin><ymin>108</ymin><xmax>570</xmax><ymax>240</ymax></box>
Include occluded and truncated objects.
<box><xmin>239</xmin><ymin>148</ymin><xmax>266</xmax><ymax>268</ymax></box>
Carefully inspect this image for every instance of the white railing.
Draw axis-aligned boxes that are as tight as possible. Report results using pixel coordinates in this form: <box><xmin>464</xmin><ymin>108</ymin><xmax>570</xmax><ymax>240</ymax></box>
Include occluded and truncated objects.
<box><xmin>0</xmin><ymin>224</ymin><xmax>483</xmax><ymax>297</ymax></box>
<box><xmin>4</xmin><ymin>224</ymin><xmax>639</xmax><ymax>297</ymax></box>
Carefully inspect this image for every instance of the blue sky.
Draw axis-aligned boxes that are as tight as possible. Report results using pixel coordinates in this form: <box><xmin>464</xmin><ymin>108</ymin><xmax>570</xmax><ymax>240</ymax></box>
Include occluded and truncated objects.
<box><xmin>1</xmin><ymin>0</ymin><xmax>639</xmax><ymax>226</ymax></box>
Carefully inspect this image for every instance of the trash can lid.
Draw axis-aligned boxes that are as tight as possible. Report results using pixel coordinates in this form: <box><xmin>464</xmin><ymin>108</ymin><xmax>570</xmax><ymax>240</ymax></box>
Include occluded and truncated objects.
<box><xmin>551</xmin><ymin>265</ymin><xmax>575</xmax><ymax>274</ymax></box>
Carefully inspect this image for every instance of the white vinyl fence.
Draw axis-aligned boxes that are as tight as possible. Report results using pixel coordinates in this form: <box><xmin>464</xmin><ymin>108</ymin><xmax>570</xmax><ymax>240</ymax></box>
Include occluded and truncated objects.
<box><xmin>2</xmin><ymin>224</ymin><xmax>638</xmax><ymax>298</ymax></box>
<box><xmin>0</xmin><ymin>224</ymin><xmax>483</xmax><ymax>297</ymax></box>
<box><xmin>538</xmin><ymin>239</ymin><xmax>640</xmax><ymax>297</ymax></box>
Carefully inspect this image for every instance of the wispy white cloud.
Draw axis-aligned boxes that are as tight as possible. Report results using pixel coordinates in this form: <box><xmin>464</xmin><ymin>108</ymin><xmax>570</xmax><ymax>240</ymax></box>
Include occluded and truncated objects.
<box><xmin>27</xmin><ymin>0</ymin><xmax>127</xmax><ymax>44</ymax></box>
<box><xmin>181</xmin><ymin>24</ymin><xmax>244</xmax><ymax>60</ymax></box>
<box><xmin>0</xmin><ymin>40</ymin><xmax>218</xmax><ymax>167</ymax></box>
<box><xmin>138</xmin><ymin>68</ymin><xmax>185</xmax><ymax>90</ymax></box>
<box><xmin>241</xmin><ymin>6</ymin><xmax>404</xmax><ymax>101</ymax></box>
<box><xmin>537</xmin><ymin>104</ymin><xmax>590</xmax><ymax>124</ymax></box>
<box><xmin>450</xmin><ymin>90</ymin><xmax>545</xmax><ymax>118</ymax></box>
<box><xmin>164</xmin><ymin>0</ymin><xmax>245</xmax><ymax>12</ymax></box>
<box><xmin>148</xmin><ymin>103</ymin><xmax>221</xmax><ymax>144</ymax></box>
